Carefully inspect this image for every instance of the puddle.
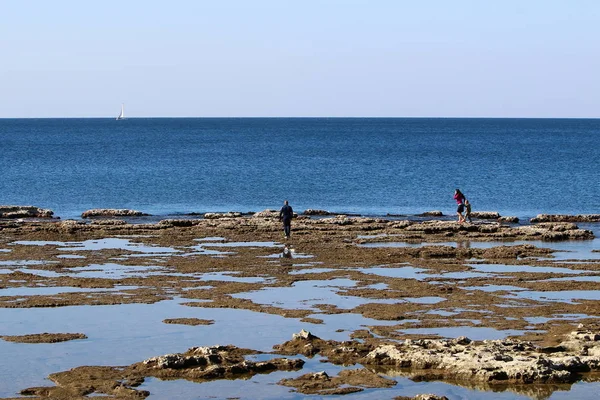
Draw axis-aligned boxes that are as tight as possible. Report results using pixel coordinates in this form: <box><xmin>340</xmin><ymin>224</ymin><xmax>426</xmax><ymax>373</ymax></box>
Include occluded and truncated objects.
<box><xmin>66</xmin><ymin>263</ymin><xmax>166</xmax><ymax>279</ymax></box>
<box><xmin>289</xmin><ymin>267</ymin><xmax>336</xmax><ymax>275</ymax></box>
<box><xmin>435</xmin><ymin>271</ymin><xmax>496</xmax><ymax>279</ymax></box>
<box><xmin>232</xmin><ymin>279</ymin><xmax>402</xmax><ymax>311</ymax></box>
<box><xmin>358</xmin><ymin>266</ymin><xmax>429</xmax><ymax>280</ymax></box>
<box><xmin>13</xmin><ymin>238</ymin><xmax>181</xmax><ymax>256</ymax></box>
<box><xmin>0</xmin><ymin>285</ymin><xmax>139</xmax><ymax>297</ymax></box>
<box><xmin>545</xmin><ymin>276</ymin><xmax>600</xmax><ymax>282</ymax></box>
<box><xmin>11</xmin><ymin>269</ymin><xmax>63</xmax><ymax>277</ymax></box>
<box><xmin>199</xmin><ymin>272</ymin><xmax>267</xmax><ymax>283</ymax></box>
<box><xmin>0</xmin><ymin>249</ymin><xmax>11</xmax><ymax>253</ymax></box>
<box><xmin>468</xmin><ymin>263</ymin><xmax>586</xmax><ymax>275</ymax></box>
<box><xmin>56</xmin><ymin>254</ymin><xmax>86</xmax><ymax>259</ymax></box>
<box><xmin>405</xmin><ymin>297</ymin><xmax>446</xmax><ymax>304</ymax></box>
<box><xmin>0</xmin><ymin>260</ymin><xmax>57</xmax><ymax>266</ymax></box>
<box><xmin>504</xmin><ymin>290</ymin><xmax>600</xmax><ymax>304</ymax></box>
<box><xmin>463</xmin><ymin>285</ymin><xmax>527</xmax><ymax>292</ymax></box>
<box><xmin>232</xmin><ymin>279</ymin><xmax>445</xmax><ymax>310</ymax></box>
<box><xmin>365</xmin><ymin>283</ymin><xmax>388</xmax><ymax>290</ymax></box>
<box><xmin>198</xmin><ymin>241</ymin><xmax>282</xmax><ymax>248</ymax></box>
<box><xmin>358</xmin><ymin>266</ymin><xmax>495</xmax><ymax>280</ymax></box>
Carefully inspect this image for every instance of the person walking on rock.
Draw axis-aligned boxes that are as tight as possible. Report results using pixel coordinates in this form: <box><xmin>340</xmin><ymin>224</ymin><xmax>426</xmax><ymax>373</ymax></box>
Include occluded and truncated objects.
<box><xmin>464</xmin><ymin>199</ymin><xmax>472</xmax><ymax>223</ymax></box>
<box><xmin>454</xmin><ymin>189</ymin><xmax>466</xmax><ymax>223</ymax></box>
<box><xmin>279</xmin><ymin>200</ymin><xmax>294</xmax><ymax>239</ymax></box>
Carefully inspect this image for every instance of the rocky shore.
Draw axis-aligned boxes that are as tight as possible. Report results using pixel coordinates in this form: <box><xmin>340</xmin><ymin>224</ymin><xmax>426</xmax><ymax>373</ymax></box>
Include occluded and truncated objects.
<box><xmin>11</xmin><ymin>327</ymin><xmax>600</xmax><ymax>398</ymax></box>
<box><xmin>1</xmin><ymin>207</ymin><xmax>599</xmax><ymax>398</ymax></box>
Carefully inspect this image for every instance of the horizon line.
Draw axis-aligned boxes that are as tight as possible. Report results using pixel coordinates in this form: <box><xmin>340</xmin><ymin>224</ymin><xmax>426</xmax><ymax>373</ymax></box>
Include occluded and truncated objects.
<box><xmin>1</xmin><ymin>116</ymin><xmax>599</xmax><ymax>120</ymax></box>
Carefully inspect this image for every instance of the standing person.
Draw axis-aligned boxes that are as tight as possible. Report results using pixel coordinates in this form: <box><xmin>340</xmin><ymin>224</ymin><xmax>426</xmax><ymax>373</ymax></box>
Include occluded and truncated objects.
<box><xmin>464</xmin><ymin>199</ymin><xmax>472</xmax><ymax>223</ymax></box>
<box><xmin>454</xmin><ymin>189</ymin><xmax>466</xmax><ymax>223</ymax></box>
<box><xmin>279</xmin><ymin>200</ymin><xmax>294</xmax><ymax>239</ymax></box>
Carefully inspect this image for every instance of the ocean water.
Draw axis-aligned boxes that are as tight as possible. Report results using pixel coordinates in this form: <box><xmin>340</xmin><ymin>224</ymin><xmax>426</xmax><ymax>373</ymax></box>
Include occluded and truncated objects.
<box><xmin>0</xmin><ymin>118</ymin><xmax>599</xmax><ymax>220</ymax></box>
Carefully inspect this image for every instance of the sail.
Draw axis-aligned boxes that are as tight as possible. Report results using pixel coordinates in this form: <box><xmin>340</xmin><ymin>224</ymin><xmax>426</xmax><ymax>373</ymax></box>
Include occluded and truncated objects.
<box><xmin>116</xmin><ymin>104</ymin><xmax>125</xmax><ymax>120</ymax></box>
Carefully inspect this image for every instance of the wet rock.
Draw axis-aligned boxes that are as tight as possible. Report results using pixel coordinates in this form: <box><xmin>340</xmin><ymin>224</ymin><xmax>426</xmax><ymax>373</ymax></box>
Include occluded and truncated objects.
<box><xmin>293</xmin><ymin>329</ymin><xmax>318</xmax><ymax>340</ymax></box>
<box><xmin>90</xmin><ymin>219</ymin><xmax>127</xmax><ymax>225</ymax></box>
<box><xmin>162</xmin><ymin>318</ymin><xmax>214</xmax><ymax>326</ymax></box>
<box><xmin>515</xmin><ymin>223</ymin><xmax>594</xmax><ymax>241</ymax></box>
<box><xmin>498</xmin><ymin>216</ymin><xmax>519</xmax><ymax>223</ymax></box>
<box><xmin>140</xmin><ymin>345</ymin><xmax>304</xmax><ymax>380</ymax></box>
<box><xmin>1</xmin><ymin>332</ymin><xmax>87</xmax><ymax>343</ymax></box>
<box><xmin>470</xmin><ymin>211</ymin><xmax>501</xmax><ymax>219</ymax></box>
<box><xmin>203</xmin><ymin>212</ymin><xmax>242</xmax><ymax>219</ymax></box>
<box><xmin>81</xmin><ymin>209</ymin><xmax>149</xmax><ymax>218</ymax></box>
<box><xmin>158</xmin><ymin>219</ymin><xmax>202</xmax><ymax>227</ymax></box>
<box><xmin>252</xmin><ymin>209</ymin><xmax>280</xmax><ymax>218</ymax></box>
<box><xmin>0</xmin><ymin>205</ymin><xmax>54</xmax><ymax>219</ymax></box>
<box><xmin>362</xmin><ymin>332</ymin><xmax>600</xmax><ymax>384</ymax></box>
<box><xmin>279</xmin><ymin>368</ymin><xmax>396</xmax><ymax>395</ymax></box>
<box><xmin>59</xmin><ymin>219</ymin><xmax>86</xmax><ymax>229</ymax></box>
<box><xmin>419</xmin><ymin>211</ymin><xmax>444</xmax><ymax>217</ymax></box>
<box><xmin>303</xmin><ymin>209</ymin><xmax>333</xmax><ymax>216</ymax></box>
<box><xmin>531</xmin><ymin>214</ymin><xmax>600</xmax><ymax>223</ymax></box>
<box><xmin>481</xmin><ymin>244</ymin><xmax>553</xmax><ymax>259</ymax></box>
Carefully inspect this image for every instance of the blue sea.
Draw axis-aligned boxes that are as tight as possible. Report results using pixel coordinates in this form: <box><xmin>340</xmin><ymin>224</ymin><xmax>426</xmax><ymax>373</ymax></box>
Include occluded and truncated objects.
<box><xmin>1</xmin><ymin>118</ymin><xmax>599</xmax><ymax>220</ymax></box>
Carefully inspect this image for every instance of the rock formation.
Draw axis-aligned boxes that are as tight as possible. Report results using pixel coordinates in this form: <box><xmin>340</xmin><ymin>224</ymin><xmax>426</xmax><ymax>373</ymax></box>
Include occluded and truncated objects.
<box><xmin>0</xmin><ymin>205</ymin><xmax>54</xmax><ymax>219</ymax></box>
<box><xmin>81</xmin><ymin>209</ymin><xmax>149</xmax><ymax>218</ymax></box>
<box><xmin>531</xmin><ymin>214</ymin><xmax>600</xmax><ymax>223</ymax></box>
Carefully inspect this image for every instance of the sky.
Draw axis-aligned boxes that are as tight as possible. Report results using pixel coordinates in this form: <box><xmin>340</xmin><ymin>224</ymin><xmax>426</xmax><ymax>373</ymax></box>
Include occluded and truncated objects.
<box><xmin>0</xmin><ymin>0</ymin><xmax>599</xmax><ymax>118</ymax></box>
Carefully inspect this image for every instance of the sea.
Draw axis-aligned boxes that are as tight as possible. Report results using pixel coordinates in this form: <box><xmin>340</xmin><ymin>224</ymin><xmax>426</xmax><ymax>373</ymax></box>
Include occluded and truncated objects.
<box><xmin>1</xmin><ymin>117</ymin><xmax>599</xmax><ymax>220</ymax></box>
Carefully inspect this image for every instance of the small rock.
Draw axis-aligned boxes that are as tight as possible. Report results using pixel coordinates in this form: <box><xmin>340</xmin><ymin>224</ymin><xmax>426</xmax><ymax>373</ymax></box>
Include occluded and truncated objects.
<box><xmin>81</xmin><ymin>209</ymin><xmax>149</xmax><ymax>218</ymax></box>
<box><xmin>303</xmin><ymin>209</ymin><xmax>332</xmax><ymax>216</ymax></box>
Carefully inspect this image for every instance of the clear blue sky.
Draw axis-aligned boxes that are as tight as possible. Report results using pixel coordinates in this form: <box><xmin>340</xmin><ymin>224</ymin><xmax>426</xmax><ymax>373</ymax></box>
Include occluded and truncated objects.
<box><xmin>1</xmin><ymin>0</ymin><xmax>598</xmax><ymax>117</ymax></box>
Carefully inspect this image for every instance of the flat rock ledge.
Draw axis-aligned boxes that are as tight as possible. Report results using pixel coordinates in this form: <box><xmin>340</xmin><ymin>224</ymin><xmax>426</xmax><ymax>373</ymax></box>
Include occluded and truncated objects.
<box><xmin>303</xmin><ymin>209</ymin><xmax>333</xmax><ymax>216</ymax></box>
<box><xmin>203</xmin><ymin>212</ymin><xmax>243</xmax><ymax>219</ymax></box>
<box><xmin>0</xmin><ymin>215</ymin><xmax>594</xmax><ymax>242</ymax></box>
<box><xmin>81</xmin><ymin>209</ymin><xmax>149</xmax><ymax>218</ymax></box>
<box><xmin>419</xmin><ymin>211</ymin><xmax>444</xmax><ymax>217</ymax></box>
<box><xmin>1</xmin><ymin>332</ymin><xmax>87</xmax><ymax>343</ymax></box>
<box><xmin>274</xmin><ymin>329</ymin><xmax>600</xmax><ymax>387</ymax></box>
<box><xmin>20</xmin><ymin>344</ymin><xmax>304</xmax><ymax>399</ymax></box>
<box><xmin>470</xmin><ymin>211</ymin><xmax>501</xmax><ymax>219</ymax></box>
<box><xmin>531</xmin><ymin>214</ymin><xmax>600</xmax><ymax>223</ymax></box>
<box><xmin>162</xmin><ymin>318</ymin><xmax>214</xmax><ymax>326</ymax></box>
<box><xmin>0</xmin><ymin>205</ymin><xmax>54</xmax><ymax>219</ymax></box>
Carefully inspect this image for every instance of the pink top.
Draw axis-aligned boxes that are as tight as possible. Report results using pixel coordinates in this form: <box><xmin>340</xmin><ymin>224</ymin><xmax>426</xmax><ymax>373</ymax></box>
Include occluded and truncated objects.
<box><xmin>454</xmin><ymin>192</ymin><xmax>465</xmax><ymax>205</ymax></box>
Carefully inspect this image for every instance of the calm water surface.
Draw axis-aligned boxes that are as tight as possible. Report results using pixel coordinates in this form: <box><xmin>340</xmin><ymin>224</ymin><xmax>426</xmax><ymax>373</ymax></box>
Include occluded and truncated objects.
<box><xmin>1</xmin><ymin>118</ymin><xmax>599</xmax><ymax>219</ymax></box>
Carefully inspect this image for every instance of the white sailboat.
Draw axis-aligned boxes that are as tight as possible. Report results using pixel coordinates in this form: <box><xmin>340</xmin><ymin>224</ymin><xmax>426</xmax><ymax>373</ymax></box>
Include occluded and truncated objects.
<box><xmin>116</xmin><ymin>104</ymin><xmax>125</xmax><ymax>120</ymax></box>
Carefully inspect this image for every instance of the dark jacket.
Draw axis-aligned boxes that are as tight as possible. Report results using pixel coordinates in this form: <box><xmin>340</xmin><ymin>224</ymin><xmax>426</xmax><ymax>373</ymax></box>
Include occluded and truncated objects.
<box><xmin>279</xmin><ymin>205</ymin><xmax>293</xmax><ymax>223</ymax></box>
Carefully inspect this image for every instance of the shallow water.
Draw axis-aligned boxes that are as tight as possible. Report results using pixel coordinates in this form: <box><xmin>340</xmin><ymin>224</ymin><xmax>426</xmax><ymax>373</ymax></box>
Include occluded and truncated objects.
<box><xmin>0</xmin><ymin>285</ymin><xmax>139</xmax><ymax>297</ymax></box>
<box><xmin>468</xmin><ymin>263</ymin><xmax>588</xmax><ymax>275</ymax></box>
<box><xmin>0</xmin><ymin>298</ymin><xmax>412</xmax><ymax>398</ymax></box>
<box><xmin>2</xmin><ymin>232</ymin><xmax>600</xmax><ymax>398</ymax></box>
<box><xmin>504</xmin><ymin>290</ymin><xmax>600</xmax><ymax>304</ymax></box>
<box><xmin>12</xmin><ymin>238</ymin><xmax>181</xmax><ymax>255</ymax></box>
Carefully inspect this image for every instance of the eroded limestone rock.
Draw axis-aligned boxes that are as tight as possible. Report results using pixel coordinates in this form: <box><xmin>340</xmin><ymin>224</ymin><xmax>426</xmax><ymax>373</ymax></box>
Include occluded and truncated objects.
<box><xmin>203</xmin><ymin>212</ymin><xmax>242</xmax><ymax>219</ymax></box>
<box><xmin>531</xmin><ymin>214</ymin><xmax>600</xmax><ymax>223</ymax></box>
<box><xmin>303</xmin><ymin>209</ymin><xmax>333</xmax><ymax>216</ymax></box>
<box><xmin>0</xmin><ymin>205</ymin><xmax>54</xmax><ymax>219</ymax></box>
<box><xmin>81</xmin><ymin>209</ymin><xmax>149</xmax><ymax>218</ymax></box>
<box><xmin>279</xmin><ymin>368</ymin><xmax>396</xmax><ymax>395</ymax></box>
<box><xmin>470</xmin><ymin>211</ymin><xmax>501</xmax><ymax>219</ymax></box>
